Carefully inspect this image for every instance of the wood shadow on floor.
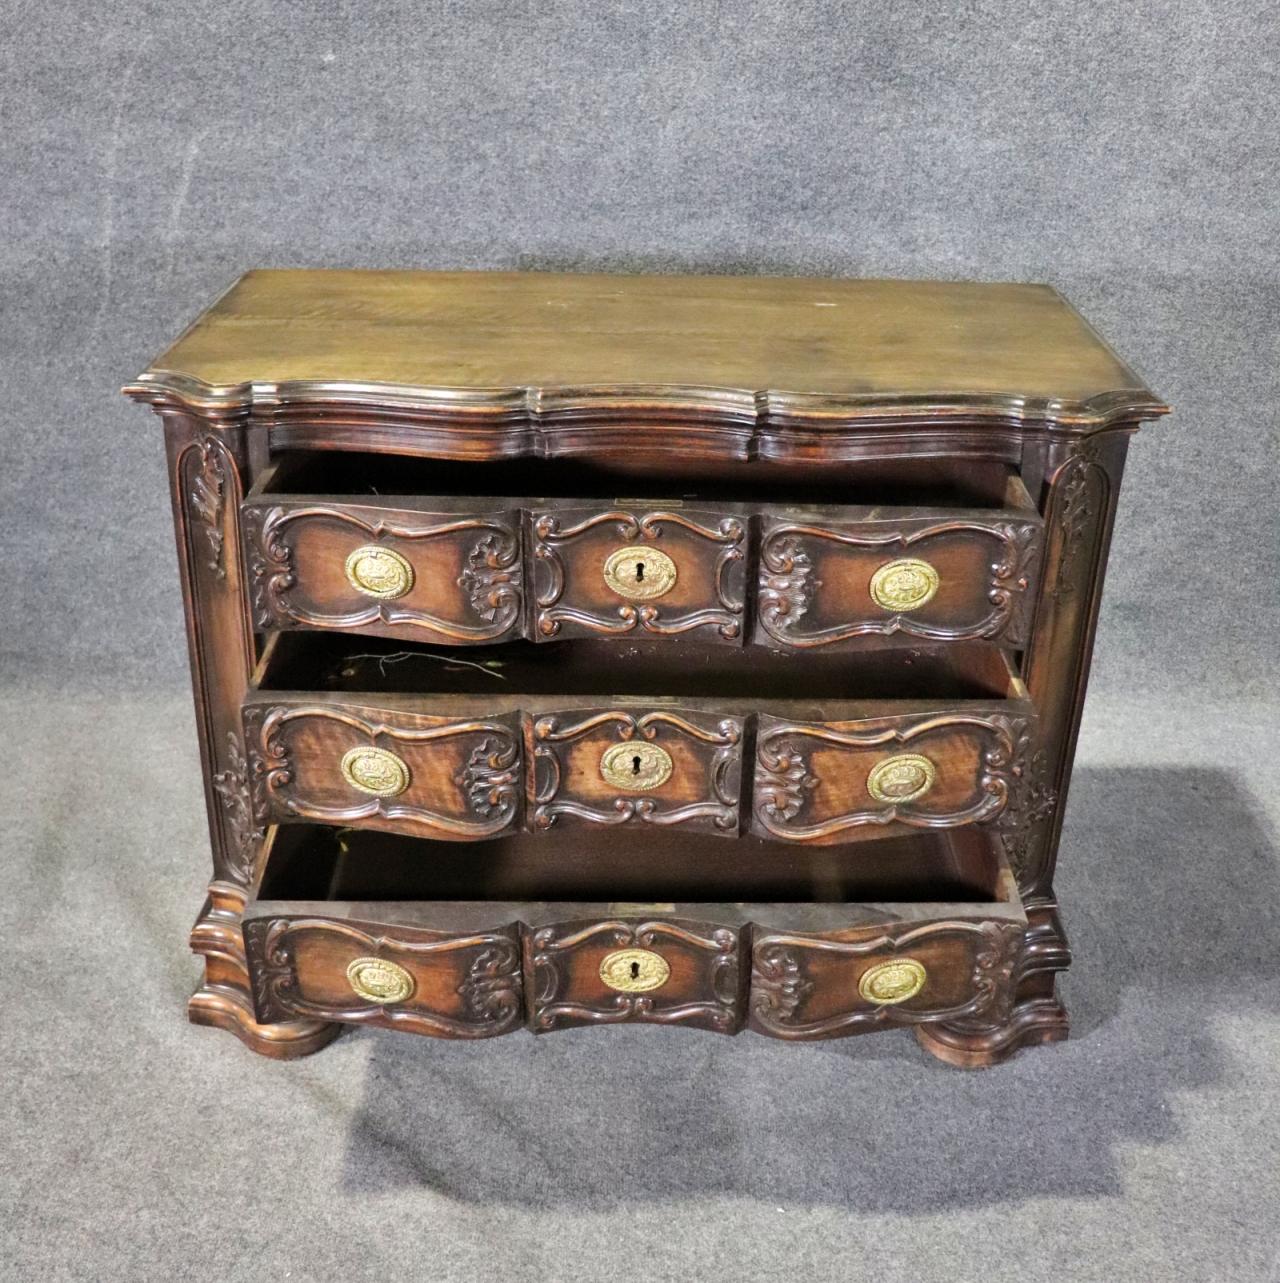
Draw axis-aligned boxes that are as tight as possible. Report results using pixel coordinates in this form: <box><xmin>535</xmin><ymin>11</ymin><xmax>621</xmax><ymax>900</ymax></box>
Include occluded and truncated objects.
<box><xmin>338</xmin><ymin>765</ymin><xmax>1278</xmax><ymax>1211</ymax></box>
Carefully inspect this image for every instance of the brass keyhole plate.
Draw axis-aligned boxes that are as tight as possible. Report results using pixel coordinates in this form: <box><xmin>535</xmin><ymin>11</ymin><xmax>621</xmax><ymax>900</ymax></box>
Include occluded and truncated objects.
<box><xmin>869</xmin><ymin>557</ymin><xmax>939</xmax><ymax>612</ymax></box>
<box><xmin>602</xmin><ymin>545</ymin><xmax>678</xmax><ymax>601</ymax></box>
<box><xmin>599</xmin><ymin>948</ymin><xmax>671</xmax><ymax>993</ymax></box>
<box><xmin>599</xmin><ymin>741</ymin><xmax>674</xmax><ymax>792</ymax></box>
<box><xmin>346</xmin><ymin>956</ymin><xmax>416</xmax><ymax>1005</ymax></box>
<box><xmin>345</xmin><ymin>544</ymin><xmax>415</xmax><ymax>599</ymax></box>
<box><xmin>866</xmin><ymin>753</ymin><xmax>936</xmax><ymax>804</ymax></box>
<box><xmin>340</xmin><ymin>746</ymin><xmax>412</xmax><ymax>797</ymax></box>
<box><xmin>858</xmin><ymin>957</ymin><xmax>927</xmax><ymax>1005</ymax></box>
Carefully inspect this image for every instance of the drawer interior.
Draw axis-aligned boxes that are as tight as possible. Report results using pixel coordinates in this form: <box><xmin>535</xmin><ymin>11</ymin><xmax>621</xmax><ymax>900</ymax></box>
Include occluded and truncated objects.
<box><xmin>256</xmin><ymin>450</ymin><xmax>1028</xmax><ymax>509</ymax></box>
<box><xmin>255</xmin><ymin>633</ymin><xmax>1026</xmax><ymax>705</ymax></box>
<box><xmin>256</xmin><ymin>823</ymin><xmax>1013</xmax><ymax>908</ymax></box>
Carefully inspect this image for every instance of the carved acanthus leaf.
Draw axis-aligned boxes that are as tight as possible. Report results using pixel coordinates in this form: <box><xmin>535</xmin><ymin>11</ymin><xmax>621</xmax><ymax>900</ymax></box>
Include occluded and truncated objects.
<box><xmin>210</xmin><ymin>731</ymin><xmax>264</xmax><ymax>886</ymax></box>
<box><xmin>189</xmin><ymin>436</ymin><xmax>228</xmax><ymax>579</ymax></box>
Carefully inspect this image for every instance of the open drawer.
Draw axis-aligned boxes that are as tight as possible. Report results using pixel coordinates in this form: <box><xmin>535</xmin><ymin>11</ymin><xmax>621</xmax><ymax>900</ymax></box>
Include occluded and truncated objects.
<box><xmin>754</xmin><ymin>470</ymin><xmax>1042</xmax><ymax>649</ymax></box>
<box><xmin>243</xmin><ymin>635</ymin><xmax>1036</xmax><ymax>845</ymax></box>
<box><xmin>242</xmin><ymin>825</ymin><xmax>1027</xmax><ymax>1042</ymax></box>
<box><xmin>240</xmin><ymin>454</ymin><xmax>1041</xmax><ymax>649</ymax></box>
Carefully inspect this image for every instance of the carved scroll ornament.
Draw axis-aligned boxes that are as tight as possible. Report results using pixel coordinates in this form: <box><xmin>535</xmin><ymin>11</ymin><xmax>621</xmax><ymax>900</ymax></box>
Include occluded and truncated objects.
<box><xmin>751</xmin><ymin>918</ymin><xmax>1023</xmax><ymax>1039</ymax></box>
<box><xmin>530</xmin><ymin>920</ymin><xmax>740</xmax><ymax>1032</ymax></box>
<box><xmin>247</xmin><ymin>919</ymin><xmax>523</xmax><ymax>1037</ymax></box>
<box><xmin>753</xmin><ymin>713</ymin><xmax>1027</xmax><ymax>842</ymax></box>
<box><xmin>532</xmin><ymin>510</ymin><xmax>745</xmax><ymax>640</ymax></box>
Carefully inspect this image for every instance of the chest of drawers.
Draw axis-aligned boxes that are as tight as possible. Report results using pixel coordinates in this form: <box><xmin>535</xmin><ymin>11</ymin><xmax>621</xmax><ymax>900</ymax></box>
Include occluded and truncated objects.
<box><xmin>124</xmin><ymin>270</ymin><xmax>1167</xmax><ymax>1066</ymax></box>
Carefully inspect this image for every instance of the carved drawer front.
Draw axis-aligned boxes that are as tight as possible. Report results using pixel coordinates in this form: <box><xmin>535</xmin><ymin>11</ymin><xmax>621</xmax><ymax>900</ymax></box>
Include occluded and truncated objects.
<box><xmin>755</xmin><ymin>501</ymin><xmax>1042</xmax><ymax>649</ymax></box>
<box><xmin>752</xmin><ymin>708</ymin><xmax>1031</xmax><ymax>845</ymax></box>
<box><xmin>749</xmin><ymin>911</ymin><xmax>1025</xmax><ymax>1041</ymax></box>
<box><xmin>526</xmin><ymin>917</ymin><xmax>747</xmax><ymax>1033</ymax></box>
<box><xmin>242</xmin><ymin>497</ymin><xmax>523</xmax><ymax>644</ymax></box>
<box><xmin>244</xmin><ymin>915</ymin><xmax>524</xmax><ymax>1039</ymax></box>
<box><xmin>529</xmin><ymin>505</ymin><xmax>748</xmax><ymax>643</ymax></box>
<box><xmin>242</xmin><ymin>698</ymin><xmax>522</xmax><ymax>840</ymax></box>
<box><xmin>530</xmin><ymin>708</ymin><xmax>744</xmax><ymax>836</ymax></box>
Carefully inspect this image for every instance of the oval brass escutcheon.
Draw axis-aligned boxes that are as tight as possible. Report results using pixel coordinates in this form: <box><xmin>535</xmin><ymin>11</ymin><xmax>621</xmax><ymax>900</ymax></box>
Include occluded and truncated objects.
<box><xmin>599</xmin><ymin>948</ymin><xmax>671</xmax><ymax>993</ymax></box>
<box><xmin>346</xmin><ymin>956</ymin><xmax>415</xmax><ymax>1005</ymax></box>
<box><xmin>344</xmin><ymin>544</ymin><xmax>415</xmax><ymax>600</ymax></box>
<box><xmin>869</xmin><ymin>557</ymin><xmax>939</xmax><ymax>612</ymax></box>
<box><xmin>858</xmin><ymin>957</ymin><xmax>927</xmax><ymax>1005</ymax></box>
<box><xmin>866</xmin><ymin>753</ymin><xmax>937</xmax><ymax>804</ymax></box>
<box><xmin>340</xmin><ymin>745</ymin><xmax>412</xmax><ymax>797</ymax></box>
<box><xmin>602</xmin><ymin>545</ymin><xmax>678</xmax><ymax>601</ymax></box>
<box><xmin>599</xmin><ymin>741</ymin><xmax>674</xmax><ymax>792</ymax></box>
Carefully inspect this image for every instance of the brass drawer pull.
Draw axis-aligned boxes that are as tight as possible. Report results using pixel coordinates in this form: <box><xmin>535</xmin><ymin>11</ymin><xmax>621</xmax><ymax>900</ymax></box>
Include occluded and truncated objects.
<box><xmin>869</xmin><ymin>557</ymin><xmax>939</xmax><ymax>611</ymax></box>
<box><xmin>340</xmin><ymin>746</ymin><xmax>411</xmax><ymax>797</ymax></box>
<box><xmin>866</xmin><ymin>753</ymin><xmax>936</xmax><ymax>804</ymax></box>
<box><xmin>600</xmin><ymin>741</ymin><xmax>673</xmax><ymax>791</ymax></box>
<box><xmin>346</xmin><ymin>956</ymin><xmax>415</xmax><ymax>1004</ymax></box>
<box><xmin>602</xmin><ymin>545</ymin><xmax>677</xmax><ymax>600</ymax></box>
<box><xmin>600</xmin><ymin>948</ymin><xmax>671</xmax><ymax>993</ymax></box>
<box><xmin>345</xmin><ymin>544</ymin><xmax>415</xmax><ymax>599</ymax></box>
<box><xmin>858</xmin><ymin>958</ymin><xmax>927</xmax><ymax>1005</ymax></box>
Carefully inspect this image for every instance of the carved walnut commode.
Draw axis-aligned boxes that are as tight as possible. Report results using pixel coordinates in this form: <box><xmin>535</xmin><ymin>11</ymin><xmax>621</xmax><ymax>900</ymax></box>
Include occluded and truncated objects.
<box><xmin>124</xmin><ymin>270</ymin><xmax>1167</xmax><ymax>1066</ymax></box>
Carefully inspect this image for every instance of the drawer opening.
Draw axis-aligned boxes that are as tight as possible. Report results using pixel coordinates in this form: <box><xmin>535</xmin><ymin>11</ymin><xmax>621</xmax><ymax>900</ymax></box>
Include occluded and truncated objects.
<box><xmin>256</xmin><ymin>450</ymin><xmax>1031</xmax><ymax>510</ymax></box>
<box><xmin>256</xmin><ymin>824</ymin><xmax>1014</xmax><ymax>907</ymax></box>
<box><xmin>256</xmin><ymin>633</ymin><xmax>1026</xmax><ymax>704</ymax></box>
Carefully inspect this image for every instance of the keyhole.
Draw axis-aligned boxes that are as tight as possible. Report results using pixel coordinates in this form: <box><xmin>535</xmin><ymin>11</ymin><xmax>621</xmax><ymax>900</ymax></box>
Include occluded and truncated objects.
<box><xmin>630</xmin><ymin>960</ymin><xmax>641</xmax><ymax>980</ymax></box>
<box><xmin>635</xmin><ymin>561</ymin><xmax>644</xmax><ymax>583</ymax></box>
<box><xmin>632</xmin><ymin>754</ymin><xmax>642</xmax><ymax>775</ymax></box>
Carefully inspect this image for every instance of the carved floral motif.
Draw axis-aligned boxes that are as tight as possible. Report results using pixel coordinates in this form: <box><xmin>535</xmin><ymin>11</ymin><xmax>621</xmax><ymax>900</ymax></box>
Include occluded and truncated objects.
<box><xmin>997</xmin><ymin>740</ymin><xmax>1059</xmax><ymax>882</ymax></box>
<box><xmin>210</xmin><ymin>731</ymin><xmax>263</xmax><ymax>885</ymax></box>
<box><xmin>188</xmin><ymin>436</ymin><xmax>229</xmax><ymax>579</ymax></box>
<box><xmin>1050</xmin><ymin>441</ymin><xmax>1105</xmax><ymax>599</ymax></box>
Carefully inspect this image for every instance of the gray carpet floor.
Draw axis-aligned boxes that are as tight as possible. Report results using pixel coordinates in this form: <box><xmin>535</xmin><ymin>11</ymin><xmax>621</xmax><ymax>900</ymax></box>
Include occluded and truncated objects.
<box><xmin>3</xmin><ymin>688</ymin><xmax>1277</xmax><ymax>1283</ymax></box>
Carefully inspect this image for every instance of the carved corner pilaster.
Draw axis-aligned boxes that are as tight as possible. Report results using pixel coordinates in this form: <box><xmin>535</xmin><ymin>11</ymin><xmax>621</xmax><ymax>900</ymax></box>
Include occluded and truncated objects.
<box><xmin>157</xmin><ymin>408</ymin><xmax>292</xmax><ymax>1050</ymax></box>
<box><xmin>1017</xmin><ymin>429</ymin><xmax>1133</xmax><ymax>895</ymax></box>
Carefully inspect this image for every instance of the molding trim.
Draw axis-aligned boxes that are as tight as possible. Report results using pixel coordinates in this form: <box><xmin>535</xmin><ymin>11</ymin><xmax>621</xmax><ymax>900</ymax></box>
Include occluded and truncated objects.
<box><xmin>123</xmin><ymin>375</ymin><xmax>1170</xmax><ymax>455</ymax></box>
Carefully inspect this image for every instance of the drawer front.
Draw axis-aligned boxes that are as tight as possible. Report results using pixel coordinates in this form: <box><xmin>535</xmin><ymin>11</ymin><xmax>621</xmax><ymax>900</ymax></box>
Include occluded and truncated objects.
<box><xmin>756</xmin><ymin>511</ymin><xmax>1041</xmax><ymax>649</ymax></box>
<box><xmin>530</xmin><ymin>506</ymin><xmax>747</xmax><ymax>643</ymax></box>
<box><xmin>243</xmin><ymin>499</ymin><xmax>524</xmax><ymax>644</ymax></box>
<box><xmin>244</xmin><ymin>915</ymin><xmax>524</xmax><ymax>1038</ymax></box>
<box><xmin>530</xmin><ymin>708</ymin><xmax>744</xmax><ymax>836</ymax></box>
<box><xmin>242</xmin><ymin>700</ymin><xmax>522</xmax><ymax>840</ymax></box>
<box><xmin>752</xmin><ymin>709</ymin><xmax>1029</xmax><ymax>845</ymax></box>
<box><xmin>526</xmin><ymin>918</ymin><xmax>746</xmax><ymax>1033</ymax></box>
<box><xmin>750</xmin><ymin>916</ymin><xmax>1023</xmax><ymax>1040</ymax></box>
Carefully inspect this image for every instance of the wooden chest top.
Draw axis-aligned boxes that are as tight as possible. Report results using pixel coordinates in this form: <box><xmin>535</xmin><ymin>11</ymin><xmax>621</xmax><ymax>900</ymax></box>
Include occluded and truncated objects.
<box><xmin>129</xmin><ymin>269</ymin><xmax>1166</xmax><ymax>427</ymax></box>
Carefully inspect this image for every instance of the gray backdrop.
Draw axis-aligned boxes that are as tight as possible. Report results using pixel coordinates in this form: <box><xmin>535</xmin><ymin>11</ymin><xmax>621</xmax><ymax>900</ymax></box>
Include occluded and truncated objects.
<box><xmin>3</xmin><ymin>3</ymin><xmax>1277</xmax><ymax>1281</ymax></box>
